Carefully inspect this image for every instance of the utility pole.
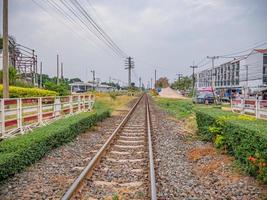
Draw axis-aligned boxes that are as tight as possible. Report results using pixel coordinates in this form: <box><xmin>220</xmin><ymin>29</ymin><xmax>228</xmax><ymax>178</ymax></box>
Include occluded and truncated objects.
<box><xmin>190</xmin><ymin>65</ymin><xmax>198</xmax><ymax>95</ymax></box>
<box><xmin>154</xmin><ymin>69</ymin><xmax>157</xmax><ymax>89</ymax></box>
<box><xmin>125</xmin><ymin>57</ymin><xmax>134</xmax><ymax>88</ymax></box>
<box><xmin>61</xmin><ymin>62</ymin><xmax>64</xmax><ymax>80</ymax></box>
<box><xmin>139</xmin><ymin>77</ymin><xmax>142</xmax><ymax>89</ymax></box>
<box><xmin>91</xmin><ymin>70</ymin><xmax>95</xmax><ymax>90</ymax></box>
<box><xmin>3</xmin><ymin>0</ymin><xmax>9</xmax><ymax>98</ymax></box>
<box><xmin>40</xmin><ymin>62</ymin><xmax>43</xmax><ymax>88</ymax></box>
<box><xmin>245</xmin><ymin>65</ymin><xmax>248</xmax><ymax>99</ymax></box>
<box><xmin>207</xmin><ymin>56</ymin><xmax>219</xmax><ymax>91</ymax></box>
<box><xmin>207</xmin><ymin>56</ymin><xmax>219</xmax><ymax>103</ymax></box>
<box><xmin>56</xmin><ymin>54</ymin><xmax>59</xmax><ymax>85</ymax></box>
<box><xmin>151</xmin><ymin>78</ymin><xmax>153</xmax><ymax>89</ymax></box>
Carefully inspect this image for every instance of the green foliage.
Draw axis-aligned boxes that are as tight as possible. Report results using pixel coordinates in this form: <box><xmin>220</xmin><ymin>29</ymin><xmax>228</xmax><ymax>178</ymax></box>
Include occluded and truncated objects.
<box><xmin>156</xmin><ymin>77</ymin><xmax>169</xmax><ymax>88</ymax></box>
<box><xmin>0</xmin><ymin>110</ymin><xmax>110</xmax><ymax>181</ymax></box>
<box><xmin>0</xmin><ymin>85</ymin><xmax>58</xmax><ymax>98</ymax></box>
<box><xmin>112</xmin><ymin>194</ymin><xmax>119</xmax><ymax>200</ymax></box>
<box><xmin>214</xmin><ymin>135</ymin><xmax>225</xmax><ymax>149</ymax></box>
<box><xmin>196</xmin><ymin>108</ymin><xmax>267</xmax><ymax>182</ymax></box>
<box><xmin>171</xmin><ymin>76</ymin><xmax>192</xmax><ymax>91</ymax></box>
<box><xmin>155</xmin><ymin>98</ymin><xmax>194</xmax><ymax>119</ymax></box>
<box><xmin>43</xmin><ymin>81</ymin><xmax>69</xmax><ymax>96</ymax></box>
<box><xmin>0</xmin><ymin>67</ymin><xmax>20</xmax><ymax>85</ymax></box>
<box><xmin>109</xmin><ymin>92</ymin><xmax>117</xmax><ymax>101</ymax></box>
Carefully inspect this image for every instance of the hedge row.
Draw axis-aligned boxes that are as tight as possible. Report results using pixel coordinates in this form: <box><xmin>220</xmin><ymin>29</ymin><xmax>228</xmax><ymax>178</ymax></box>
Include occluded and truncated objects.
<box><xmin>196</xmin><ymin>108</ymin><xmax>267</xmax><ymax>182</ymax></box>
<box><xmin>0</xmin><ymin>85</ymin><xmax>58</xmax><ymax>98</ymax></box>
<box><xmin>0</xmin><ymin>110</ymin><xmax>110</xmax><ymax>181</ymax></box>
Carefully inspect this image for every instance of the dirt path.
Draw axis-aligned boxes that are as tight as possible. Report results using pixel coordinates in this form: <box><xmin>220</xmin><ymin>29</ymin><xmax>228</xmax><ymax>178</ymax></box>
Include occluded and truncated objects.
<box><xmin>158</xmin><ymin>87</ymin><xmax>188</xmax><ymax>99</ymax></box>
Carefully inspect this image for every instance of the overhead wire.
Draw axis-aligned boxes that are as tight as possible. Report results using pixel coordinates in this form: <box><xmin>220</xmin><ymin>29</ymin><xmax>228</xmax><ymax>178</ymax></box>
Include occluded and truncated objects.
<box><xmin>32</xmin><ymin>0</ymin><xmax>128</xmax><ymax>59</ymax></box>
<box><xmin>70</xmin><ymin>0</ymin><xmax>127</xmax><ymax>58</ymax></box>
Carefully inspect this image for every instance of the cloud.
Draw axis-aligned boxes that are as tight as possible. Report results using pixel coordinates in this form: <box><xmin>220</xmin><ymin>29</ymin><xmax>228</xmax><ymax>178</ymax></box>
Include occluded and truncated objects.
<box><xmin>1</xmin><ymin>0</ymin><xmax>267</xmax><ymax>84</ymax></box>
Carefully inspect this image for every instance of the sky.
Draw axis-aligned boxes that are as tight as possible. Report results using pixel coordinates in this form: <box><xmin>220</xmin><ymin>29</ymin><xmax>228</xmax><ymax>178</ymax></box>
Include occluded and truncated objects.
<box><xmin>1</xmin><ymin>0</ymin><xmax>267</xmax><ymax>86</ymax></box>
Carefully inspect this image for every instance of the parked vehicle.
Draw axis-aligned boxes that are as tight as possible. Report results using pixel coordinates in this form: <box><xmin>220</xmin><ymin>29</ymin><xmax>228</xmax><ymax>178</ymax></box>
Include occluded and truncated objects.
<box><xmin>193</xmin><ymin>93</ymin><xmax>215</xmax><ymax>104</ymax></box>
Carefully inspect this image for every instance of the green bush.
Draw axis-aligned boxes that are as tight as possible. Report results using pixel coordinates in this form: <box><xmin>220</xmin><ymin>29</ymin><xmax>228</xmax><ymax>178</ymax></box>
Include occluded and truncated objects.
<box><xmin>0</xmin><ymin>110</ymin><xmax>110</xmax><ymax>181</ymax></box>
<box><xmin>196</xmin><ymin>108</ymin><xmax>267</xmax><ymax>182</ymax></box>
<box><xmin>0</xmin><ymin>85</ymin><xmax>58</xmax><ymax>98</ymax></box>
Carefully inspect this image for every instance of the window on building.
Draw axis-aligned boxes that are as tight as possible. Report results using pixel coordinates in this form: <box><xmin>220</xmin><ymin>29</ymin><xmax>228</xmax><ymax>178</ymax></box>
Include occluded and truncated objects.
<box><xmin>236</xmin><ymin>78</ymin><xmax>239</xmax><ymax>85</ymax></box>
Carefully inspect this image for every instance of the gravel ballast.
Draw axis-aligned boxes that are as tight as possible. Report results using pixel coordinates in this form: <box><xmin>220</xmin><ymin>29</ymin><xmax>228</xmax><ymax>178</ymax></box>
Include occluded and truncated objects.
<box><xmin>150</xmin><ymin>99</ymin><xmax>267</xmax><ymax>200</ymax></box>
<box><xmin>0</xmin><ymin>110</ymin><xmax>128</xmax><ymax>199</ymax></box>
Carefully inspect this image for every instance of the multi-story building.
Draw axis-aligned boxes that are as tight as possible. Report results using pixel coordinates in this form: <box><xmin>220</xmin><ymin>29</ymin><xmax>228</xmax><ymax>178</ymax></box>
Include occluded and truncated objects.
<box><xmin>196</xmin><ymin>48</ymin><xmax>267</xmax><ymax>96</ymax></box>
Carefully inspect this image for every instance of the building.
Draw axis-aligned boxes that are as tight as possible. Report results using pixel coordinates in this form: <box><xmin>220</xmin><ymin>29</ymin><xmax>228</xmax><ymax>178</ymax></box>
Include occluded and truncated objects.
<box><xmin>196</xmin><ymin>49</ymin><xmax>267</xmax><ymax>97</ymax></box>
<box><xmin>239</xmin><ymin>49</ymin><xmax>267</xmax><ymax>91</ymax></box>
<box><xmin>70</xmin><ymin>82</ymin><xmax>114</xmax><ymax>93</ymax></box>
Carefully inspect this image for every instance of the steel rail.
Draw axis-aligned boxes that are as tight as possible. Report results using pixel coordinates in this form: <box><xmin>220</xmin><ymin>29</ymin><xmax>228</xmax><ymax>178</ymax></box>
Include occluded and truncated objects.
<box><xmin>146</xmin><ymin>95</ymin><xmax>157</xmax><ymax>200</ymax></box>
<box><xmin>61</xmin><ymin>94</ymin><xmax>144</xmax><ymax>200</ymax></box>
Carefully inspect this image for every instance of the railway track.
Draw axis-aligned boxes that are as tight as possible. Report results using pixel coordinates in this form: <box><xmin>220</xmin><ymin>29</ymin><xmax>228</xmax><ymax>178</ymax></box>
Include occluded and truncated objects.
<box><xmin>61</xmin><ymin>94</ymin><xmax>157</xmax><ymax>200</ymax></box>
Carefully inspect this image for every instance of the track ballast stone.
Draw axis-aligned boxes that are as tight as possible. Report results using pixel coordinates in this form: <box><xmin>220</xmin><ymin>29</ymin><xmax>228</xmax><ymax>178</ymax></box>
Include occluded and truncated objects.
<box><xmin>0</xmin><ymin>111</ymin><xmax>128</xmax><ymax>200</ymax></box>
<box><xmin>149</xmin><ymin>98</ymin><xmax>266</xmax><ymax>200</ymax></box>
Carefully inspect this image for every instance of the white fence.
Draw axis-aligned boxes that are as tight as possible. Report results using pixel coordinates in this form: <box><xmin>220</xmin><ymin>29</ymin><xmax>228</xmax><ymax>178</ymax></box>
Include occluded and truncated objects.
<box><xmin>0</xmin><ymin>94</ymin><xmax>95</xmax><ymax>138</ymax></box>
<box><xmin>231</xmin><ymin>99</ymin><xmax>267</xmax><ymax>119</ymax></box>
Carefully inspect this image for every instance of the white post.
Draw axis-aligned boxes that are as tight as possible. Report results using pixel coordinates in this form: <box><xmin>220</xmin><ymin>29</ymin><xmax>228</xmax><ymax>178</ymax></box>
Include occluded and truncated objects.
<box><xmin>1</xmin><ymin>100</ymin><xmax>5</xmax><ymax>137</ymax></box>
<box><xmin>78</xmin><ymin>95</ymin><xmax>81</xmax><ymax>112</ymax></box>
<box><xmin>241</xmin><ymin>99</ymin><xmax>245</xmax><ymax>114</ymax></box>
<box><xmin>83</xmin><ymin>95</ymin><xmax>86</xmax><ymax>111</ymax></box>
<box><xmin>256</xmin><ymin>100</ymin><xmax>260</xmax><ymax>119</ymax></box>
<box><xmin>70</xmin><ymin>96</ymin><xmax>73</xmax><ymax>114</ymax></box>
<box><xmin>17</xmin><ymin>99</ymin><xmax>23</xmax><ymax>132</ymax></box>
<box><xmin>38</xmin><ymin>97</ymin><xmax>43</xmax><ymax>125</ymax></box>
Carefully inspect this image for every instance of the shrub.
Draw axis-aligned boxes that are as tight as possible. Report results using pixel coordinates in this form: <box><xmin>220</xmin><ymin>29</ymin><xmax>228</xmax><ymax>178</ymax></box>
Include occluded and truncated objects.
<box><xmin>196</xmin><ymin>108</ymin><xmax>267</xmax><ymax>182</ymax></box>
<box><xmin>0</xmin><ymin>110</ymin><xmax>110</xmax><ymax>181</ymax></box>
<box><xmin>0</xmin><ymin>85</ymin><xmax>58</xmax><ymax>98</ymax></box>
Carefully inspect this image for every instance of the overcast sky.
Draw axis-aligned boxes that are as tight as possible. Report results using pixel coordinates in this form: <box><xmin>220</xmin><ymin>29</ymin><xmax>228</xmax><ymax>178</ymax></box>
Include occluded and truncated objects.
<box><xmin>1</xmin><ymin>0</ymin><xmax>267</xmax><ymax>86</ymax></box>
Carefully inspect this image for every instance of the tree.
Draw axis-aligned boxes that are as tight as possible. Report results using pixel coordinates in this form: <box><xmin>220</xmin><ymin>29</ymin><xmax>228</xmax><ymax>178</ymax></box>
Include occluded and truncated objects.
<box><xmin>0</xmin><ymin>67</ymin><xmax>20</xmax><ymax>85</ymax></box>
<box><xmin>156</xmin><ymin>77</ymin><xmax>169</xmax><ymax>88</ymax></box>
<box><xmin>69</xmin><ymin>78</ymin><xmax>81</xmax><ymax>83</ymax></box>
<box><xmin>171</xmin><ymin>76</ymin><xmax>192</xmax><ymax>91</ymax></box>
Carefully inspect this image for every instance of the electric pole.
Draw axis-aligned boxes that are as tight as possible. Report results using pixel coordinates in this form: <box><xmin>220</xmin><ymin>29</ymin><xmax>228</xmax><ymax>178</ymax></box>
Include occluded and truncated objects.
<box><xmin>190</xmin><ymin>65</ymin><xmax>198</xmax><ymax>93</ymax></box>
<box><xmin>61</xmin><ymin>62</ymin><xmax>64</xmax><ymax>80</ymax></box>
<box><xmin>91</xmin><ymin>70</ymin><xmax>95</xmax><ymax>90</ymax></box>
<box><xmin>40</xmin><ymin>62</ymin><xmax>43</xmax><ymax>88</ymax></box>
<box><xmin>125</xmin><ymin>57</ymin><xmax>134</xmax><ymax>88</ymax></box>
<box><xmin>56</xmin><ymin>54</ymin><xmax>59</xmax><ymax>85</ymax></box>
<box><xmin>139</xmin><ymin>77</ymin><xmax>142</xmax><ymax>89</ymax></box>
<box><xmin>151</xmin><ymin>78</ymin><xmax>153</xmax><ymax>89</ymax></box>
<box><xmin>207</xmin><ymin>56</ymin><xmax>219</xmax><ymax>91</ymax></box>
<box><xmin>154</xmin><ymin>69</ymin><xmax>157</xmax><ymax>89</ymax></box>
<box><xmin>3</xmin><ymin>0</ymin><xmax>9</xmax><ymax>98</ymax></box>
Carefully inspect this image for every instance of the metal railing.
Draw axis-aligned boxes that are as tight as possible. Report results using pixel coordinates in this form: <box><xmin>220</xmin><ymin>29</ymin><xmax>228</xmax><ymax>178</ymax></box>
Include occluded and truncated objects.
<box><xmin>0</xmin><ymin>94</ymin><xmax>95</xmax><ymax>138</ymax></box>
<box><xmin>231</xmin><ymin>99</ymin><xmax>267</xmax><ymax>119</ymax></box>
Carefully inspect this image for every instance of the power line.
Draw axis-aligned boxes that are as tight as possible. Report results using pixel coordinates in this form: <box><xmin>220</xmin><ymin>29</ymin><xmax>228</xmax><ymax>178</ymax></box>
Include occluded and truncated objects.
<box><xmin>70</xmin><ymin>0</ymin><xmax>127</xmax><ymax>58</ymax></box>
<box><xmin>32</xmin><ymin>0</ymin><xmax>128</xmax><ymax>59</ymax></box>
<box><xmin>219</xmin><ymin>42</ymin><xmax>267</xmax><ymax>57</ymax></box>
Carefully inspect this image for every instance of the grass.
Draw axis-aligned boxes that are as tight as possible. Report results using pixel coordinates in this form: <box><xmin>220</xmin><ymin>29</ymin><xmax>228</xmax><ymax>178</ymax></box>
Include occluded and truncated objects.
<box><xmin>94</xmin><ymin>92</ymin><xmax>136</xmax><ymax>115</ymax></box>
<box><xmin>154</xmin><ymin>97</ymin><xmax>194</xmax><ymax>119</ymax></box>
